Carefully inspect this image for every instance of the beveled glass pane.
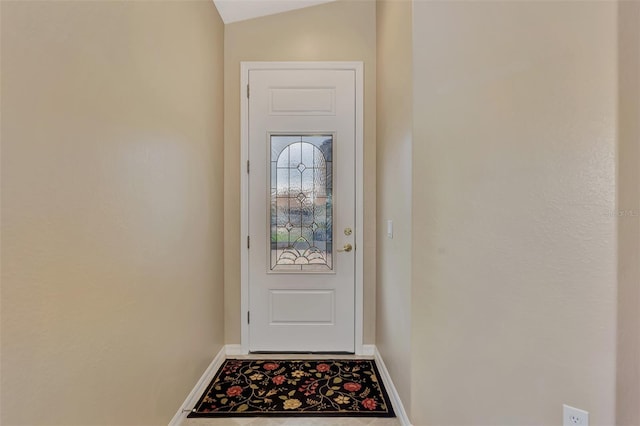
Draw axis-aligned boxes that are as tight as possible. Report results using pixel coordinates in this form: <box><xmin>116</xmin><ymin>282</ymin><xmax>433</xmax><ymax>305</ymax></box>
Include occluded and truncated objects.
<box><xmin>270</xmin><ymin>198</ymin><xmax>277</xmax><ymax>226</ymax></box>
<box><xmin>271</xmin><ymin>135</ymin><xmax>300</xmax><ymax>160</ymax></box>
<box><xmin>270</xmin><ymin>135</ymin><xmax>333</xmax><ymax>272</ymax></box>
<box><xmin>288</xmin><ymin>142</ymin><xmax>302</xmax><ymax>168</ymax></box>
<box><xmin>288</xmin><ymin>169</ymin><xmax>301</xmax><ymax>194</ymax></box>
<box><xmin>277</xmin><ymin>169</ymin><xmax>289</xmax><ymax>196</ymax></box>
<box><xmin>275</xmin><ymin>197</ymin><xmax>289</xmax><ymax>226</ymax></box>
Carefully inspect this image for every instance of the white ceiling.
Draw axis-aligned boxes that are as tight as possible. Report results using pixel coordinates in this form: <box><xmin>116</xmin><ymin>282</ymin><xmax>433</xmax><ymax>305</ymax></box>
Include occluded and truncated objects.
<box><xmin>213</xmin><ymin>0</ymin><xmax>336</xmax><ymax>24</ymax></box>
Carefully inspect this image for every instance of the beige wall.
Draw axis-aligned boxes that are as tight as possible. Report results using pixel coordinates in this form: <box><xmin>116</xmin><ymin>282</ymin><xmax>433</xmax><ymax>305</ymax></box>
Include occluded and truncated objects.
<box><xmin>411</xmin><ymin>1</ymin><xmax>618</xmax><ymax>425</ymax></box>
<box><xmin>223</xmin><ymin>0</ymin><xmax>377</xmax><ymax>344</ymax></box>
<box><xmin>617</xmin><ymin>1</ymin><xmax>640</xmax><ymax>424</ymax></box>
<box><xmin>0</xmin><ymin>1</ymin><xmax>225</xmax><ymax>425</ymax></box>
<box><xmin>375</xmin><ymin>0</ymin><xmax>412</xmax><ymax>416</ymax></box>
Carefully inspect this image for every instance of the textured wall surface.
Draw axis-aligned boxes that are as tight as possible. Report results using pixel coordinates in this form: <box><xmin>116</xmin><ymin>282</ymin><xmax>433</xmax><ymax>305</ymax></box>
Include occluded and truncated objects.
<box><xmin>617</xmin><ymin>1</ymin><xmax>640</xmax><ymax>424</ymax></box>
<box><xmin>411</xmin><ymin>1</ymin><xmax>618</xmax><ymax>424</ymax></box>
<box><xmin>376</xmin><ymin>0</ymin><xmax>413</xmax><ymax>417</ymax></box>
<box><xmin>223</xmin><ymin>0</ymin><xmax>377</xmax><ymax>345</ymax></box>
<box><xmin>1</xmin><ymin>1</ymin><xmax>225</xmax><ymax>424</ymax></box>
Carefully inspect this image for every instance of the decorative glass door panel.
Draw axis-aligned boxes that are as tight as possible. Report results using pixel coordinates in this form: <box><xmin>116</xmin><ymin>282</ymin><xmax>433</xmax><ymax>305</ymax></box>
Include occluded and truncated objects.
<box><xmin>270</xmin><ymin>135</ymin><xmax>333</xmax><ymax>272</ymax></box>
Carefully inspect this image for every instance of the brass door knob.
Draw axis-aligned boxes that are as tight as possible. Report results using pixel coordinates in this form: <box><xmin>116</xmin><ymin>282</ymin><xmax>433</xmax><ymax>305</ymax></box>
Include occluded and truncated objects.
<box><xmin>337</xmin><ymin>243</ymin><xmax>353</xmax><ymax>253</ymax></box>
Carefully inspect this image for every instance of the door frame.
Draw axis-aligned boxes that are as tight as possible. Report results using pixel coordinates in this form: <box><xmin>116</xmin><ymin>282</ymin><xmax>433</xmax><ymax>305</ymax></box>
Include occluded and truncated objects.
<box><xmin>240</xmin><ymin>61</ymin><xmax>364</xmax><ymax>354</ymax></box>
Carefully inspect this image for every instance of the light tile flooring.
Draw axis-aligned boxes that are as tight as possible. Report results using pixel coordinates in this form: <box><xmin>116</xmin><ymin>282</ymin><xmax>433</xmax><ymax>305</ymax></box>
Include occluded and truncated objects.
<box><xmin>181</xmin><ymin>416</ymin><xmax>401</xmax><ymax>426</ymax></box>
<box><xmin>179</xmin><ymin>354</ymin><xmax>401</xmax><ymax>426</ymax></box>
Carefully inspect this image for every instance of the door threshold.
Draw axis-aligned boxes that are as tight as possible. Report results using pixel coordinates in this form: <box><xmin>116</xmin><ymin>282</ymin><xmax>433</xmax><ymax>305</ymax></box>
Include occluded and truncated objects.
<box><xmin>227</xmin><ymin>352</ymin><xmax>374</xmax><ymax>360</ymax></box>
<box><xmin>250</xmin><ymin>351</ymin><xmax>355</xmax><ymax>355</ymax></box>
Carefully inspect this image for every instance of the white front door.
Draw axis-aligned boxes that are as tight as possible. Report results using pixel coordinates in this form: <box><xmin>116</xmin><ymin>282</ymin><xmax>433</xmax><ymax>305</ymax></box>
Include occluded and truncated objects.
<box><xmin>245</xmin><ymin>64</ymin><xmax>360</xmax><ymax>352</ymax></box>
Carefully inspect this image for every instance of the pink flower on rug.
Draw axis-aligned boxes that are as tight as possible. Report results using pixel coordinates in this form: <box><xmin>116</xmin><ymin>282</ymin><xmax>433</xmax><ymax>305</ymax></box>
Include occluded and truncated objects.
<box><xmin>263</xmin><ymin>362</ymin><xmax>279</xmax><ymax>371</ymax></box>
<box><xmin>272</xmin><ymin>375</ymin><xmax>286</xmax><ymax>385</ymax></box>
<box><xmin>362</xmin><ymin>398</ymin><xmax>377</xmax><ymax>410</ymax></box>
<box><xmin>316</xmin><ymin>363</ymin><xmax>330</xmax><ymax>372</ymax></box>
<box><xmin>226</xmin><ymin>386</ymin><xmax>243</xmax><ymax>397</ymax></box>
<box><xmin>343</xmin><ymin>382</ymin><xmax>361</xmax><ymax>392</ymax></box>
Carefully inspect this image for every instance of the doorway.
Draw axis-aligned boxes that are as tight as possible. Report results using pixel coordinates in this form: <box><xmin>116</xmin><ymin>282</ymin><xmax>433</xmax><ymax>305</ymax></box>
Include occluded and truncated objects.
<box><xmin>240</xmin><ymin>62</ymin><xmax>364</xmax><ymax>353</ymax></box>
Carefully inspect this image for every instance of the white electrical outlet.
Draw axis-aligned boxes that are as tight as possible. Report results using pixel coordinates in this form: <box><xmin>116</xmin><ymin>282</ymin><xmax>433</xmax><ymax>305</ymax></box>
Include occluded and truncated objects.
<box><xmin>563</xmin><ymin>404</ymin><xmax>589</xmax><ymax>426</ymax></box>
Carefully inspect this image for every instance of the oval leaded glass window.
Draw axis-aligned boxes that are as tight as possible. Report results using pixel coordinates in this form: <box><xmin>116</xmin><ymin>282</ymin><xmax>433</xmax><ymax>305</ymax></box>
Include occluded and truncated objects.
<box><xmin>270</xmin><ymin>135</ymin><xmax>333</xmax><ymax>272</ymax></box>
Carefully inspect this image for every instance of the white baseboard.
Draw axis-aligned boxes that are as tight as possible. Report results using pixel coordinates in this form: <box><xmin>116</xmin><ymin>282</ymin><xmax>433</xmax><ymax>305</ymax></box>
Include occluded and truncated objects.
<box><xmin>360</xmin><ymin>344</ymin><xmax>376</xmax><ymax>356</ymax></box>
<box><xmin>374</xmin><ymin>347</ymin><xmax>412</xmax><ymax>426</ymax></box>
<box><xmin>168</xmin><ymin>346</ymin><xmax>226</xmax><ymax>426</ymax></box>
<box><xmin>224</xmin><ymin>344</ymin><xmax>247</xmax><ymax>356</ymax></box>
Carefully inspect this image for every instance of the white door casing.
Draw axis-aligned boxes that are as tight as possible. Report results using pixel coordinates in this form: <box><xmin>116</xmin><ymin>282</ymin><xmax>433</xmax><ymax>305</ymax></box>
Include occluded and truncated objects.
<box><xmin>240</xmin><ymin>62</ymin><xmax>364</xmax><ymax>353</ymax></box>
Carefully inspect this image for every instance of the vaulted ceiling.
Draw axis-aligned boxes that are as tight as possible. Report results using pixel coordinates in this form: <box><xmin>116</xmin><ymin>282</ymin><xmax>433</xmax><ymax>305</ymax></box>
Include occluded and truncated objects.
<box><xmin>213</xmin><ymin>0</ymin><xmax>336</xmax><ymax>24</ymax></box>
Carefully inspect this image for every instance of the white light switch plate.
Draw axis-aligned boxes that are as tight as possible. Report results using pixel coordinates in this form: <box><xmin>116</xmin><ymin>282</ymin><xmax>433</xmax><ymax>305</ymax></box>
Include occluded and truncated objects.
<box><xmin>387</xmin><ymin>220</ymin><xmax>393</xmax><ymax>239</ymax></box>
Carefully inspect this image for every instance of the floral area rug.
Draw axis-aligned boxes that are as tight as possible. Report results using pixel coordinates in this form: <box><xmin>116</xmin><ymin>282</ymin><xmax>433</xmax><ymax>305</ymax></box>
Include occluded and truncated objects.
<box><xmin>188</xmin><ymin>359</ymin><xmax>395</xmax><ymax>418</ymax></box>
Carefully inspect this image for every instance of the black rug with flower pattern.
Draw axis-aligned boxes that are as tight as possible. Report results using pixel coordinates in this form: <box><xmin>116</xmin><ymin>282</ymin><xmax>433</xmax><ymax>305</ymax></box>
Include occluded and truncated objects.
<box><xmin>188</xmin><ymin>359</ymin><xmax>395</xmax><ymax>417</ymax></box>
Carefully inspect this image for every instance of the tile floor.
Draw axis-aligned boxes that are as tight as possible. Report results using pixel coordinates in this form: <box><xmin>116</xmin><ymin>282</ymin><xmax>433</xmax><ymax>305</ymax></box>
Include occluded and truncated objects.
<box><xmin>181</xmin><ymin>416</ymin><xmax>401</xmax><ymax>426</ymax></box>
<box><xmin>179</xmin><ymin>354</ymin><xmax>401</xmax><ymax>426</ymax></box>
